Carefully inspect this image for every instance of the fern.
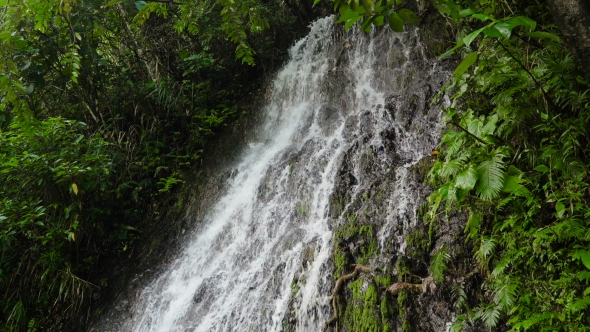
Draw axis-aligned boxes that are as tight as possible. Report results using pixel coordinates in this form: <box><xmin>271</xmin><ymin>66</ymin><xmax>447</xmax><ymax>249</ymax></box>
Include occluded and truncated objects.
<box><xmin>566</xmin><ymin>297</ymin><xmax>590</xmax><ymax>313</ymax></box>
<box><xmin>450</xmin><ymin>315</ymin><xmax>466</xmax><ymax>332</ymax></box>
<box><xmin>475</xmin><ymin>149</ymin><xmax>506</xmax><ymax>200</ymax></box>
<box><xmin>493</xmin><ymin>282</ymin><xmax>518</xmax><ymax>310</ymax></box>
<box><xmin>475</xmin><ymin>303</ymin><xmax>501</xmax><ymax>329</ymax></box>
<box><xmin>440</xmin><ymin>154</ymin><xmax>469</xmax><ymax>179</ymax></box>
<box><xmin>476</xmin><ymin>236</ymin><xmax>496</xmax><ymax>270</ymax></box>
<box><xmin>451</xmin><ymin>283</ymin><xmax>468</xmax><ymax>310</ymax></box>
<box><xmin>430</xmin><ymin>246</ymin><xmax>451</xmax><ymax>283</ymax></box>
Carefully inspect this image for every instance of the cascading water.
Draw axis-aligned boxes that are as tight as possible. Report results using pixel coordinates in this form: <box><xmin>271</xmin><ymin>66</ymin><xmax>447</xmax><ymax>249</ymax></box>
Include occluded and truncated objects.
<box><xmin>97</xmin><ymin>16</ymin><xmax>451</xmax><ymax>332</ymax></box>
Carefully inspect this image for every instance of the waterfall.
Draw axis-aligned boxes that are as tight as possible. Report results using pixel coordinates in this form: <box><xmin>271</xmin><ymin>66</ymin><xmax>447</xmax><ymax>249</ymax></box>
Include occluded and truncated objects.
<box><xmin>97</xmin><ymin>16</ymin><xmax>449</xmax><ymax>332</ymax></box>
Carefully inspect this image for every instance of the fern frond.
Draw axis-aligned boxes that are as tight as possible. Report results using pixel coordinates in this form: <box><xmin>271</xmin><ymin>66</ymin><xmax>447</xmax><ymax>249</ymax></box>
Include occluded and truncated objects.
<box><xmin>482</xmin><ymin>304</ymin><xmax>501</xmax><ymax>328</ymax></box>
<box><xmin>451</xmin><ymin>315</ymin><xmax>467</xmax><ymax>332</ymax></box>
<box><xmin>475</xmin><ymin>149</ymin><xmax>506</xmax><ymax>200</ymax></box>
<box><xmin>476</xmin><ymin>236</ymin><xmax>496</xmax><ymax>270</ymax></box>
<box><xmin>451</xmin><ymin>283</ymin><xmax>468</xmax><ymax>310</ymax></box>
<box><xmin>474</xmin><ymin>303</ymin><xmax>501</xmax><ymax>329</ymax></box>
<box><xmin>431</xmin><ymin>246</ymin><xmax>451</xmax><ymax>283</ymax></box>
<box><xmin>493</xmin><ymin>282</ymin><xmax>518</xmax><ymax>310</ymax></box>
<box><xmin>566</xmin><ymin>297</ymin><xmax>590</xmax><ymax>313</ymax></box>
<box><xmin>444</xmin><ymin>130</ymin><xmax>467</xmax><ymax>158</ymax></box>
<box><xmin>440</xmin><ymin>154</ymin><xmax>469</xmax><ymax>180</ymax></box>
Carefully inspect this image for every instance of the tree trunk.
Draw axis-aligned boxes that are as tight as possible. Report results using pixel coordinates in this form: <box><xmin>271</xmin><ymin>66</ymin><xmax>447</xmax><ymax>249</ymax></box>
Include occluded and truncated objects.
<box><xmin>547</xmin><ymin>0</ymin><xmax>590</xmax><ymax>80</ymax></box>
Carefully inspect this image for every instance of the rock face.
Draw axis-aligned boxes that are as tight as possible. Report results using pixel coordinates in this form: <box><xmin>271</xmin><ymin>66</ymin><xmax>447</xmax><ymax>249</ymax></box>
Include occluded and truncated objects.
<box><xmin>94</xmin><ymin>15</ymin><xmax>485</xmax><ymax>332</ymax></box>
<box><xmin>282</xmin><ymin>17</ymin><xmax>483</xmax><ymax>332</ymax></box>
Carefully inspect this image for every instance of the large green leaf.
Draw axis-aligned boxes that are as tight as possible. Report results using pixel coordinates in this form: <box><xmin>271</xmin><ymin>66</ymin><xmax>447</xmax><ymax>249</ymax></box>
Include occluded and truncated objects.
<box><xmin>361</xmin><ymin>0</ymin><xmax>373</xmax><ymax>13</ymax></box>
<box><xmin>492</xmin><ymin>21</ymin><xmax>515</xmax><ymax>39</ymax></box>
<box><xmin>506</xmin><ymin>16</ymin><xmax>536</xmax><ymax>31</ymax></box>
<box><xmin>135</xmin><ymin>0</ymin><xmax>147</xmax><ymax>10</ymax></box>
<box><xmin>388</xmin><ymin>13</ymin><xmax>404</xmax><ymax>32</ymax></box>
<box><xmin>526</xmin><ymin>31</ymin><xmax>560</xmax><ymax>42</ymax></box>
<box><xmin>397</xmin><ymin>9</ymin><xmax>418</xmax><ymax>24</ymax></box>
<box><xmin>463</xmin><ymin>27</ymin><xmax>486</xmax><ymax>47</ymax></box>
<box><xmin>502</xmin><ymin>172</ymin><xmax>531</xmax><ymax>198</ymax></box>
<box><xmin>574</xmin><ymin>250</ymin><xmax>590</xmax><ymax>270</ymax></box>
<box><xmin>453</xmin><ymin>51</ymin><xmax>478</xmax><ymax>77</ymax></box>
<box><xmin>455</xmin><ymin>166</ymin><xmax>478</xmax><ymax>190</ymax></box>
<box><xmin>373</xmin><ymin>15</ymin><xmax>384</xmax><ymax>26</ymax></box>
<box><xmin>344</xmin><ymin>14</ymin><xmax>364</xmax><ymax>30</ymax></box>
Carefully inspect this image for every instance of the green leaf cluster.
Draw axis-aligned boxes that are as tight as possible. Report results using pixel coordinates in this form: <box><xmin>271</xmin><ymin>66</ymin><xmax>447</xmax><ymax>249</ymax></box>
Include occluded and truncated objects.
<box><xmin>0</xmin><ymin>118</ymin><xmax>113</xmax><ymax>330</ymax></box>
<box><xmin>330</xmin><ymin>0</ymin><xmax>419</xmax><ymax>33</ymax></box>
<box><xmin>428</xmin><ymin>1</ymin><xmax>590</xmax><ymax>330</ymax></box>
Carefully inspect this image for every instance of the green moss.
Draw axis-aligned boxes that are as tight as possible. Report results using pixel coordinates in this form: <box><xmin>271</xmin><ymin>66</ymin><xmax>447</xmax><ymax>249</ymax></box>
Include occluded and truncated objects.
<box><xmin>296</xmin><ymin>201</ymin><xmax>308</xmax><ymax>216</ymax></box>
<box><xmin>334</xmin><ymin>217</ymin><xmax>378</xmax><ymax>268</ymax></box>
<box><xmin>380</xmin><ymin>295</ymin><xmax>394</xmax><ymax>332</ymax></box>
<box><xmin>341</xmin><ymin>279</ymin><xmax>381</xmax><ymax>332</ymax></box>
<box><xmin>402</xmin><ymin>319</ymin><xmax>412</xmax><ymax>332</ymax></box>
<box><xmin>397</xmin><ymin>289</ymin><xmax>414</xmax><ymax>332</ymax></box>
<box><xmin>332</xmin><ymin>209</ymin><xmax>389</xmax><ymax>330</ymax></box>
<box><xmin>290</xmin><ymin>278</ymin><xmax>299</xmax><ymax>297</ymax></box>
<box><xmin>334</xmin><ymin>245</ymin><xmax>348</xmax><ymax>279</ymax></box>
<box><xmin>374</xmin><ymin>275</ymin><xmax>392</xmax><ymax>288</ymax></box>
<box><xmin>412</xmin><ymin>157</ymin><xmax>434</xmax><ymax>183</ymax></box>
<box><xmin>330</xmin><ymin>195</ymin><xmax>345</xmax><ymax>217</ymax></box>
<box><xmin>397</xmin><ymin>290</ymin><xmax>408</xmax><ymax>317</ymax></box>
<box><xmin>357</xmin><ymin>236</ymin><xmax>377</xmax><ymax>265</ymax></box>
<box><xmin>405</xmin><ymin>227</ymin><xmax>430</xmax><ymax>260</ymax></box>
<box><xmin>396</xmin><ymin>258</ymin><xmax>410</xmax><ymax>281</ymax></box>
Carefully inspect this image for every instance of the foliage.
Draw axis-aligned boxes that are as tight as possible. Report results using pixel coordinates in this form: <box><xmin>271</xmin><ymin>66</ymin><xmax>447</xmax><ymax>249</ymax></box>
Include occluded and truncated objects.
<box><xmin>325</xmin><ymin>0</ymin><xmax>419</xmax><ymax>33</ymax></box>
<box><xmin>0</xmin><ymin>0</ymin><xmax>315</xmax><ymax>329</ymax></box>
<box><xmin>428</xmin><ymin>0</ymin><xmax>590</xmax><ymax>330</ymax></box>
<box><xmin>430</xmin><ymin>246</ymin><xmax>450</xmax><ymax>283</ymax></box>
<box><xmin>0</xmin><ymin>117</ymin><xmax>112</xmax><ymax>330</ymax></box>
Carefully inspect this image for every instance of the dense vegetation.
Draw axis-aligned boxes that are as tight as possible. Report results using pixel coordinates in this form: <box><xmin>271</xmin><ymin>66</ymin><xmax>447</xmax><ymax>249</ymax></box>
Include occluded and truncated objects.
<box><xmin>2</xmin><ymin>0</ymin><xmax>590</xmax><ymax>330</ymax></box>
<box><xmin>425</xmin><ymin>0</ymin><xmax>590</xmax><ymax>330</ymax></box>
<box><xmin>0</xmin><ymin>0</ymin><xmax>316</xmax><ymax>330</ymax></box>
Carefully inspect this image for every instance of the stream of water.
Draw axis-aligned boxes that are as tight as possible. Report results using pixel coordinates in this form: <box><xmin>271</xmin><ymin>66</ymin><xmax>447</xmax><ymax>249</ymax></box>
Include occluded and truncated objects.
<box><xmin>98</xmin><ymin>16</ymin><xmax>448</xmax><ymax>332</ymax></box>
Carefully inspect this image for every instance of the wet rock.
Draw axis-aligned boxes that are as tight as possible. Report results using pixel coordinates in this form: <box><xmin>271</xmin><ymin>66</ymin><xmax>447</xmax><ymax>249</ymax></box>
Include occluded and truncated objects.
<box><xmin>317</xmin><ymin>104</ymin><xmax>342</xmax><ymax>135</ymax></box>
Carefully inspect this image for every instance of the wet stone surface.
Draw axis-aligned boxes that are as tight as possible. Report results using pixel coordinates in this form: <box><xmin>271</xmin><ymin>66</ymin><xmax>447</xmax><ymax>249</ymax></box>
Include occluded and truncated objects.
<box><xmin>94</xmin><ymin>15</ymin><xmax>484</xmax><ymax>332</ymax></box>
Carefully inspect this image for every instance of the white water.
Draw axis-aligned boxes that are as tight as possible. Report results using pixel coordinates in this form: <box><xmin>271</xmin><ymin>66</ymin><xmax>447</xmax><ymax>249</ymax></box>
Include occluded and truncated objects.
<box><xmin>99</xmin><ymin>16</ymin><xmax>447</xmax><ymax>332</ymax></box>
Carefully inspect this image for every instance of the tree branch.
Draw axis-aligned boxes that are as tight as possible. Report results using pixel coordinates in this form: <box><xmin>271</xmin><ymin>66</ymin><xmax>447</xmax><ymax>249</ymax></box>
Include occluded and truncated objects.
<box><xmin>450</xmin><ymin>121</ymin><xmax>491</xmax><ymax>146</ymax></box>
<box><xmin>497</xmin><ymin>40</ymin><xmax>555</xmax><ymax>112</ymax></box>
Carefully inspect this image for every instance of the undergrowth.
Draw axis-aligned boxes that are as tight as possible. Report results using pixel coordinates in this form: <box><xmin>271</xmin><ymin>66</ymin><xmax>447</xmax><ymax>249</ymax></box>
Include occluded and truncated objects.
<box><xmin>428</xmin><ymin>0</ymin><xmax>590</xmax><ymax>330</ymax></box>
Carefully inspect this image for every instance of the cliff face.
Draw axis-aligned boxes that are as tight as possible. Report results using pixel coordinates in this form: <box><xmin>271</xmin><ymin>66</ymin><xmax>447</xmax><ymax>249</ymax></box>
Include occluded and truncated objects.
<box><xmin>93</xmin><ymin>13</ymin><xmax>488</xmax><ymax>332</ymax></box>
<box><xmin>280</xmin><ymin>22</ymin><xmax>486</xmax><ymax>331</ymax></box>
<box><xmin>276</xmin><ymin>11</ymin><xmax>490</xmax><ymax>331</ymax></box>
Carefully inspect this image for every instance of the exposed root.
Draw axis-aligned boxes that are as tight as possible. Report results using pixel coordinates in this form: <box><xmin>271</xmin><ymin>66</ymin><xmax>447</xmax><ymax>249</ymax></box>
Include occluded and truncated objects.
<box><xmin>323</xmin><ymin>267</ymin><xmax>477</xmax><ymax>332</ymax></box>
<box><xmin>386</xmin><ymin>275</ymin><xmax>436</xmax><ymax>296</ymax></box>
<box><xmin>386</xmin><ymin>281</ymin><xmax>424</xmax><ymax>295</ymax></box>
<box><xmin>386</xmin><ymin>270</ymin><xmax>480</xmax><ymax>297</ymax></box>
<box><xmin>323</xmin><ymin>264</ymin><xmax>372</xmax><ymax>332</ymax></box>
